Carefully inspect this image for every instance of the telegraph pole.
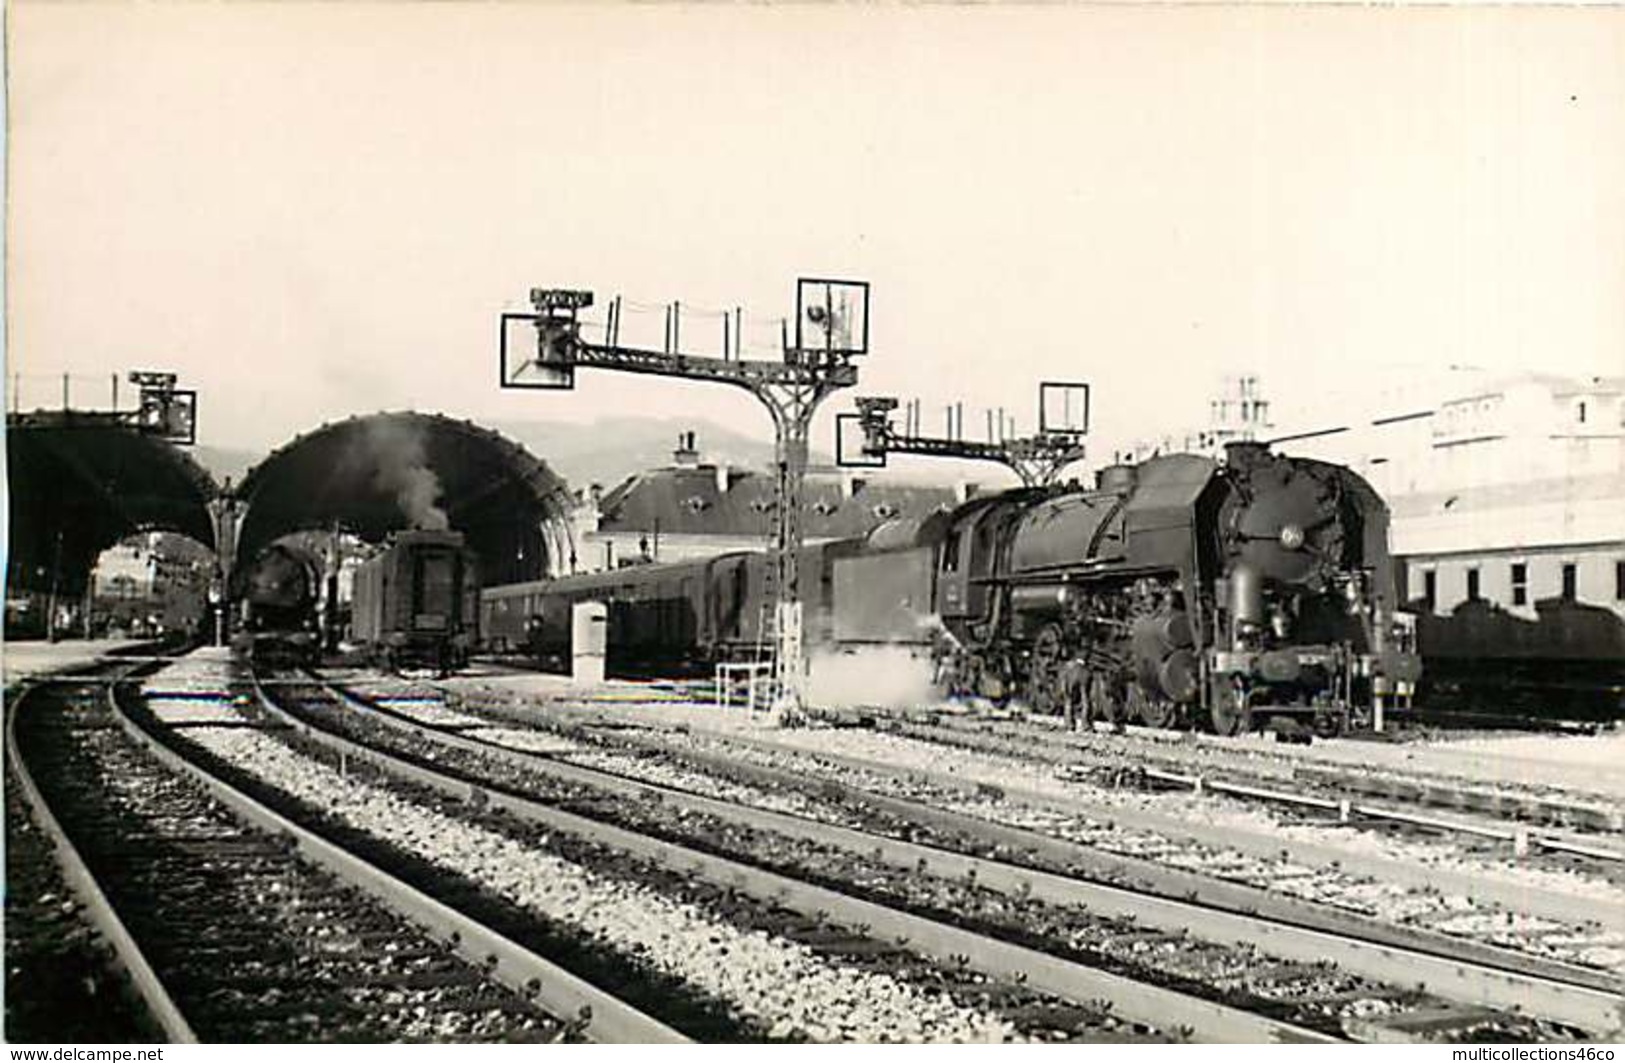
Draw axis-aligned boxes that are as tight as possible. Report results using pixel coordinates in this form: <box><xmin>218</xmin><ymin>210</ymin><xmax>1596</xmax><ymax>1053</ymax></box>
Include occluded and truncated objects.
<box><xmin>501</xmin><ymin>279</ymin><xmax>870</xmax><ymax>721</ymax></box>
<box><xmin>837</xmin><ymin>381</ymin><xmax>1091</xmax><ymax>488</ymax></box>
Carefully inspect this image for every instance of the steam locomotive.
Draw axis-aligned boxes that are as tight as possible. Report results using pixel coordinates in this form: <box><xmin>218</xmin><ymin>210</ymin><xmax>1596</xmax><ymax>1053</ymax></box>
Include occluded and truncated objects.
<box><xmin>234</xmin><ymin>542</ymin><xmax>323</xmax><ymax>666</ymax></box>
<box><xmin>351</xmin><ymin>529</ymin><xmax>480</xmax><ymax>672</ymax></box>
<box><xmin>481</xmin><ymin>442</ymin><xmax>1420</xmax><ymax>735</ymax></box>
<box><xmin>922</xmin><ymin>443</ymin><xmax>1420</xmax><ymax>736</ymax></box>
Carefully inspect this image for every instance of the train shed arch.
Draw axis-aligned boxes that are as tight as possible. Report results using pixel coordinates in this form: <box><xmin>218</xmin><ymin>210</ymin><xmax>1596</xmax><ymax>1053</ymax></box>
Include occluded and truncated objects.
<box><xmin>5</xmin><ymin>412</ymin><xmax>220</xmax><ymax>598</ymax></box>
<box><xmin>232</xmin><ymin>412</ymin><xmax>572</xmax><ymax>585</ymax></box>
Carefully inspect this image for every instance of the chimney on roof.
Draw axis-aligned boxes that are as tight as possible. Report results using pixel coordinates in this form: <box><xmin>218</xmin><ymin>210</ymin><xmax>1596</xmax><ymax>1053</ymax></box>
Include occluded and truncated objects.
<box><xmin>673</xmin><ymin>431</ymin><xmax>700</xmax><ymax>468</ymax></box>
<box><xmin>955</xmin><ymin>481</ymin><xmax>981</xmax><ymax>503</ymax></box>
<box><xmin>844</xmin><ymin>474</ymin><xmax>866</xmax><ymax>499</ymax></box>
<box><xmin>715</xmin><ymin>462</ymin><xmax>731</xmax><ymax>495</ymax></box>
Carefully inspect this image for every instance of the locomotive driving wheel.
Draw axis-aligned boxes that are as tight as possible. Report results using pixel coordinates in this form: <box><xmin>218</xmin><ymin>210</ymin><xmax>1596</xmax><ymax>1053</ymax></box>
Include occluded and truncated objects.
<box><xmin>1210</xmin><ymin>681</ymin><xmax>1253</xmax><ymax>736</ymax></box>
<box><xmin>1312</xmin><ymin>706</ymin><xmax>1346</xmax><ymax>739</ymax></box>
<box><xmin>1128</xmin><ymin>684</ymin><xmax>1178</xmax><ymax>729</ymax></box>
<box><xmin>1087</xmin><ymin>671</ymin><xmax>1124</xmax><ymax>732</ymax></box>
<box><xmin>1026</xmin><ymin>625</ymin><xmax>1067</xmax><ymax>716</ymax></box>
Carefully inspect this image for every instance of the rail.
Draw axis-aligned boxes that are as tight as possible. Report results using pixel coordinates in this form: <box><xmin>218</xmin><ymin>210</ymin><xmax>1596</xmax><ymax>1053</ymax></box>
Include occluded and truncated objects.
<box><xmin>307</xmin><ymin>673</ymin><xmax>1624</xmax><ymax>1038</ymax></box>
<box><xmin>266</xmin><ymin>672</ymin><xmax>1342</xmax><ymax>1044</ymax></box>
<box><xmin>6</xmin><ymin>676</ymin><xmax>199</xmax><ymax>1043</ymax></box>
<box><xmin>114</xmin><ymin>672</ymin><xmax>687</xmax><ymax>1044</ymax></box>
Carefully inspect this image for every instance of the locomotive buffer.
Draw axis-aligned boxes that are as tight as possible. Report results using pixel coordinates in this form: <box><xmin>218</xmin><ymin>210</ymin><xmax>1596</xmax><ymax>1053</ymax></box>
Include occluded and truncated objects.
<box><xmin>500</xmin><ymin>280</ymin><xmax>871</xmax><ymax>722</ymax></box>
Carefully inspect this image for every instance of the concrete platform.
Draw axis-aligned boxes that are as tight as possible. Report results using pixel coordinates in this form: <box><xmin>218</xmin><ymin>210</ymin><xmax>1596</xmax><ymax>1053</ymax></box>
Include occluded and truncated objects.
<box><xmin>1</xmin><ymin>639</ymin><xmax>148</xmax><ymax>684</ymax></box>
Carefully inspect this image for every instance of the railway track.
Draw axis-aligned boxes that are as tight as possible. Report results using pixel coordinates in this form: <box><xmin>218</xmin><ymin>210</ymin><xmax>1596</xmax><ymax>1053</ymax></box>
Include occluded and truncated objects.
<box><xmin>421</xmin><ymin>684</ymin><xmax>1625</xmax><ymax>940</ymax></box>
<box><xmin>4</xmin><ymin>659</ymin><xmax>677</xmax><ymax>1043</ymax></box>
<box><xmin>228</xmin><ymin>671</ymin><xmax>1294</xmax><ymax>1043</ymax></box>
<box><xmin>909</xmin><ymin>713</ymin><xmax>1623</xmax><ymax>831</ymax></box>
<box><xmin>140</xmin><ymin>658</ymin><xmax>1210</xmax><ymax>1044</ymax></box>
<box><xmin>591</xmin><ymin>725</ymin><xmax>1625</xmax><ymax>957</ymax></box>
<box><xmin>259</xmin><ymin>666</ymin><xmax>1620</xmax><ymax>1043</ymax></box>
<box><xmin>5</xmin><ymin>659</ymin><xmax>168</xmax><ymax>1043</ymax></box>
<box><xmin>756</xmin><ymin>721</ymin><xmax>1625</xmax><ymax>892</ymax></box>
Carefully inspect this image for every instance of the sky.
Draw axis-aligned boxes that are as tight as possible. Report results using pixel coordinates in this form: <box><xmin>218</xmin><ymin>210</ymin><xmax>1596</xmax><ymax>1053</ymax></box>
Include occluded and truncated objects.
<box><xmin>7</xmin><ymin>3</ymin><xmax>1623</xmax><ymax>475</ymax></box>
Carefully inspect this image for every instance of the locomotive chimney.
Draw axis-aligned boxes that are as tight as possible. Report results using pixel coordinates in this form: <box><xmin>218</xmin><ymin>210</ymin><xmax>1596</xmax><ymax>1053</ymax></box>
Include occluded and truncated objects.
<box><xmin>1095</xmin><ymin>464</ymin><xmax>1137</xmax><ymax>492</ymax></box>
<box><xmin>673</xmin><ymin>431</ymin><xmax>701</xmax><ymax>468</ymax></box>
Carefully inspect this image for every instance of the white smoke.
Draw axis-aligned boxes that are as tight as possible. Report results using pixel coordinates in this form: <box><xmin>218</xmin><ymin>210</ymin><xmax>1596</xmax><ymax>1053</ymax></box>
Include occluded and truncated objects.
<box><xmin>807</xmin><ymin>646</ymin><xmax>938</xmax><ymax>711</ymax></box>
<box><xmin>362</xmin><ymin>421</ymin><xmax>450</xmax><ymax>531</ymax></box>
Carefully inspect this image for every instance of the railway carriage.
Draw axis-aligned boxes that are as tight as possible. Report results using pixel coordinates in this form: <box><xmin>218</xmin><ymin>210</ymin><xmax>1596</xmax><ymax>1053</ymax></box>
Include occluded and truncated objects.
<box><xmin>350</xmin><ymin>529</ymin><xmax>479</xmax><ymax>672</ymax></box>
<box><xmin>482</xmin><ymin>552</ymin><xmax>759</xmax><ymax>674</ymax></box>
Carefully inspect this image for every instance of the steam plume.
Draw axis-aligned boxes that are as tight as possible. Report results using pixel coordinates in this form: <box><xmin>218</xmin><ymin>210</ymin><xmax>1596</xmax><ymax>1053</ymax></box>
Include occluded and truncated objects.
<box><xmin>362</xmin><ymin>421</ymin><xmax>450</xmax><ymax>531</ymax></box>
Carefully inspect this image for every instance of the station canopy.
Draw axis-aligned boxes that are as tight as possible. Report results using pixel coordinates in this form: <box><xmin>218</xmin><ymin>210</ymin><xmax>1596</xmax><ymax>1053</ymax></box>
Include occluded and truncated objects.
<box><xmin>231</xmin><ymin>412</ymin><xmax>572</xmax><ymax>586</ymax></box>
<box><xmin>5</xmin><ymin>412</ymin><xmax>219</xmax><ymax>597</ymax></box>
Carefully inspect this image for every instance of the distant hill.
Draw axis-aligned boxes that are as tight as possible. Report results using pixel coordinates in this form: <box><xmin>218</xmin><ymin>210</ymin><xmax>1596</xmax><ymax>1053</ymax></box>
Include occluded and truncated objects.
<box><xmin>189</xmin><ymin>414</ymin><xmax>984</xmax><ymax>498</ymax></box>
<box><xmin>191</xmin><ymin>444</ymin><xmax>265</xmax><ymax>487</ymax></box>
<box><xmin>486</xmin><ymin>416</ymin><xmax>831</xmax><ymax>492</ymax></box>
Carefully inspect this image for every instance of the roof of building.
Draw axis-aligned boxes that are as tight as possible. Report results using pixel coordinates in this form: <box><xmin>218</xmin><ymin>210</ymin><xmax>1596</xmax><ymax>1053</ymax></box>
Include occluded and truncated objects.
<box><xmin>596</xmin><ymin>464</ymin><xmax>959</xmax><ymax>539</ymax></box>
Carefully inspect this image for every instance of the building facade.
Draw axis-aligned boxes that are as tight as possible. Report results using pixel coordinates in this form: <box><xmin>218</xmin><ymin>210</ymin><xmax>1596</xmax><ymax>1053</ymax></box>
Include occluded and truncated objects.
<box><xmin>564</xmin><ymin>432</ymin><xmax>961</xmax><ymax>574</ymax></box>
<box><xmin>1232</xmin><ymin>373</ymin><xmax>1623</xmax><ymax>622</ymax></box>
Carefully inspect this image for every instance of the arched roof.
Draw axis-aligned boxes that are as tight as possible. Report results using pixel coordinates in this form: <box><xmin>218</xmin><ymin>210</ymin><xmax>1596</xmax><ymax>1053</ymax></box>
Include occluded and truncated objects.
<box><xmin>233</xmin><ymin>412</ymin><xmax>571</xmax><ymax>585</ymax></box>
<box><xmin>5</xmin><ymin>412</ymin><xmax>219</xmax><ymax>597</ymax></box>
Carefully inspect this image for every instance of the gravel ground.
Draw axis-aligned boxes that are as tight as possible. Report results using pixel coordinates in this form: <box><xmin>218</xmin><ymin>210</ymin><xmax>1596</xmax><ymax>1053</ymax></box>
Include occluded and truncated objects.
<box><xmin>725</xmin><ymin>726</ymin><xmax>1625</xmax><ymax>907</ymax></box>
<box><xmin>574</xmin><ymin>727</ymin><xmax>1624</xmax><ymax>973</ymax></box>
<box><xmin>254</xmin><ymin>689</ymin><xmax>1591</xmax><ymax>1042</ymax></box>
<box><xmin>421</xmin><ymin>683</ymin><xmax>1625</xmax><ymax>941</ymax></box>
<box><xmin>182</xmin><ymin>726</ymin><xmax>1027</xmax><ymax>1043</ymax></box>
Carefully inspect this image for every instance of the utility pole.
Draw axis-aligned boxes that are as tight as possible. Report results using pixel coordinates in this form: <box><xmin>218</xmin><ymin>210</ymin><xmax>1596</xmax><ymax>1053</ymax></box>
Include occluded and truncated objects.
<box><xmin>837</xmin><ymin>381</ymin><xmax>1091</xmax><ymax>488</ymax></box>
<box><xmin>501</xmin><ymin>279</ymin><xmax>870</xmax><ymax>722</ymax></box>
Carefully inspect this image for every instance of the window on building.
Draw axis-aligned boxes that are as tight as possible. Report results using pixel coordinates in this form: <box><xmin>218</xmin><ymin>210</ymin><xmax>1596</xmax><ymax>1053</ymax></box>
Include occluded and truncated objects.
<box><xmin>1562</xmin><ymin>563</ymin><xmax>1577</xmax><ymax>601</ymax></box>
<box><xmin>1466</xmin><ymin>568</ymin><xmax>1480</xmax><ymax>601</ymax></box>
<box><xmin>1511</xmin><ymin>562</ymin><xmax>1528</xmax><ymax>606</ymax></box>
<box><xmin>1578</xmin><ymin>401</ymin><xmax>1588</xmax><ymax>425</ymax></box>
<box><xmin>1422</xmin><ymin>570</ymin><xmax>1437</xmax><ymax>612</ymax></box>
<box><xmin>1616</xmin><ymin>560</ymin><xmax>1625</xmax><ymax>602</ymax></box>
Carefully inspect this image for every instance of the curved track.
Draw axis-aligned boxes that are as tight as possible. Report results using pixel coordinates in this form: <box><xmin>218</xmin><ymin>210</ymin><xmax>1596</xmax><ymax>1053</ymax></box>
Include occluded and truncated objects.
<box><xmin>5</xmin><ymin>660</ymin><xmax>679</xmax><ymax>1043</ymax></box>
<box><xmin>271</xmin><ymin>667</ymin><xmax>1620</xmax><ymax>1043</ymax></box>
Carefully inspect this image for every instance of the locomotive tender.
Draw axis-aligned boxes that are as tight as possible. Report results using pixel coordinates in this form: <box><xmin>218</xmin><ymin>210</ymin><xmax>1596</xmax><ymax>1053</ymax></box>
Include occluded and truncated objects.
<box><xmin>351</xmin><ymin>529</ymin><xmax>479</xmax><ymax>672</ymax></box>
<box><xmin>480</xmin><ymin>442</ymin><xmax>1420</xmax><ymax>735</ymax></box>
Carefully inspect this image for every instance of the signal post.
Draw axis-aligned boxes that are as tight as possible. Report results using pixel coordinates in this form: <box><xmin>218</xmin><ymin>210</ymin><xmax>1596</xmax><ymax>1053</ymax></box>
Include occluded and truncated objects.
<box><xmin>837</xmin><ymin>381</ymin><xmax>1092</xmax><ymax>488</ymax></box>
<box><xmin>500</xmin><ymin>279</ymin><xmax>870</xmax><ymax>722</ymax></box>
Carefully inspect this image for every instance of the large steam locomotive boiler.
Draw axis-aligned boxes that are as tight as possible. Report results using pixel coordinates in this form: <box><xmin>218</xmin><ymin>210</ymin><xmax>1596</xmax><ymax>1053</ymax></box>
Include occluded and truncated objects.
<box><xmin>928</xmin><ymin>442</ymin><xmax>1420</xmax><ymax>735</ymax></box>
<box><xmin>350</xmin><ymin>529</ymin><xmax>479</xmax><ymax>672</ymax></box>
